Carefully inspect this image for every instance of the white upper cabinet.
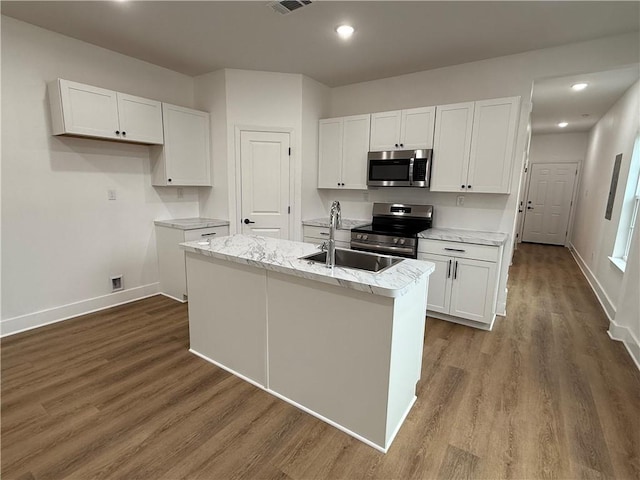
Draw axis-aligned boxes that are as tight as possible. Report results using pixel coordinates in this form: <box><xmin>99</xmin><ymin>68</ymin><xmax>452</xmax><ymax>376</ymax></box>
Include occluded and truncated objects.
<box><xmin>116</xmin><ymin>93</ymin><xmax>164</xmax><ymax>144</ymax></box>
<box><xmin>467</xmin><ymin>97</ymin><xmax>520</xmax><ymax>193</ymax></box>
<box><xmin>431</xmin><ymin>96</ymin><xmax>520</xmax><ymax>194</ymax></box>
<box><xmin>318</xmin><ymin>114</ymin><xmax>370</xmax><ymax>190</ymax></box>
<box><xmin>48</xmin><ymin>79</ymin><xmax>163</xmax><ymax>144</ymax></box>
<box><xmin>369</xmin><ymin>106</ymin><xmax>435</xmax><ymax>151</ymax></box>
<box><xmin>151</xmin><ymin>104</ymin><xmax>211</xmax><ymax>186</ymax></box>
<box><xmin>431</xmin><ymin>102</ymin><xmax>475</xmax><ymax>192</ymax></box>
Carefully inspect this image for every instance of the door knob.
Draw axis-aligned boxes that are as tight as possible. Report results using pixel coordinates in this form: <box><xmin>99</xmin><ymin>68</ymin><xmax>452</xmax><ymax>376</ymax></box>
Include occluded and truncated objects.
<box><xmin>243</xmin><ymin>218</ymin><xmax>255</xmax><ymax>224</ymax></box>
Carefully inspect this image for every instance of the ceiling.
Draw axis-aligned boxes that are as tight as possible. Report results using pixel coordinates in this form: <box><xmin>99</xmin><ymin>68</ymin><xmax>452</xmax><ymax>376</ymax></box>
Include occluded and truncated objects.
<box><xmin>531</xmin><ymin>66</ymin><xmax>639</xmax><ymax>134</ymax></box>
<box><xmin>2</xmin><ymin>1</ymin><xmax>639</xmax><ymax>88</ymax></box>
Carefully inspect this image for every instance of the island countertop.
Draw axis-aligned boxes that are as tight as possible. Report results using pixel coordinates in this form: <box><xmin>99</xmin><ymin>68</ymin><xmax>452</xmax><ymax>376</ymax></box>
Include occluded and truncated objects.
<box><xmin>180</xmin><ymin>234</ymin><xmax>434</xmax><ymax>298</ymax></box>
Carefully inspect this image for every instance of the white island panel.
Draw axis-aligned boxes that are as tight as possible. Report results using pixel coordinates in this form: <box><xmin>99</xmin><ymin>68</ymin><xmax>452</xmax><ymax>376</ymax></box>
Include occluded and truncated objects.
<box><xmin>186</xmin><ymin>254</ymin><xmax>267</xmax><ymax>386</ymax></box>
<box><xmin>267</xmin><ymin>272</ymin><xmax>394</xmax><ymax>447</ymax></box>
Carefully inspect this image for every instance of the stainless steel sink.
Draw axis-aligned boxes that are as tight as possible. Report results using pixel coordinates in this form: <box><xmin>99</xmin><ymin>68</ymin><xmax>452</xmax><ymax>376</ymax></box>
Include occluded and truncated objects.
<box><xmin>300</xmin><ymin>248</ymin><xmax>403</xmax><ymax>273</ymax></box>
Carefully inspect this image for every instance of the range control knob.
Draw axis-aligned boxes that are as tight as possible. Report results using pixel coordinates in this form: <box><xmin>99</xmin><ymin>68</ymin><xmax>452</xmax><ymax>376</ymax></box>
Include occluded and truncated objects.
<box><xmin>393</xmin><ymin>238</ymin><xmax>399</xmax><ymax>244</ymax></box>
<box><xmin>356</xmin><ymin>234</ymin><xmax>362</xmax><ymax>239</ymax></box>
<box><xmin>363</xmin><ymin>235</ymin><xmax>368</xmax><ymax>240</ymax></box>
<box><xmin>399</xmin><ymin>238</ymin><xmax>406</xmax><ymax>245</ymax></box>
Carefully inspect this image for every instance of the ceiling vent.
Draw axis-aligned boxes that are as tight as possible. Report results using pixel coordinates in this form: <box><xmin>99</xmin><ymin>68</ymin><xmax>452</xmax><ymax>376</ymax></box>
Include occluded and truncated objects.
<box><xmin>268</xmin><ymin>0</ymin><xmax>312</xmax><ymax>15</ymax></box>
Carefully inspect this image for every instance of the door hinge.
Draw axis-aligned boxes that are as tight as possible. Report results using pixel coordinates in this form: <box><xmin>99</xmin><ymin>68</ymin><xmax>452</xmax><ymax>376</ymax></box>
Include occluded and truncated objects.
<box><xmin>524</xmin><ymin>166</ymin><xmax>528</xmax><ymax>173</ymax></box>
<box><xmin>287</xmin><ymin>206</ymin><xmax>291</xmax><ymax>214</ymax></box>
<box><xmin>288</xmin><ymin>147</ymin><xmax>291</xmax><ymax>156</ymax></box>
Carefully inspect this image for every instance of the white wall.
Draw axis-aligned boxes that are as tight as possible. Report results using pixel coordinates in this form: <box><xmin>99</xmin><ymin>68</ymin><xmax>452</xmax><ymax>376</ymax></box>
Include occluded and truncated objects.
<box><xmin>1</xmin><ymin>17</ymin><xmax>199</xmax><ymax>335</ymax></box>
<box><xmin>327</xmin><ymin>32</ymin><xmax>640</xmax><ymax>316</ymax></box>
<box><xmin>529</xmin><ymin>133</ymin><xmax>589</xmax><ymax>164</ymax></box>
<box><xmin>610</xmin><ymin>223</ymin><xmax>640</xmax><ymax>368</ymax></box>
<box><xmin>195</xmin><ymin>69</ymin><xmax>308</xmax><ymax>239</ymax></box>
<box><xmin>301</xmin><ymin>76</ymin><xmax>331</xmax><ymax>221</ymax></box>
<box><xmin>570</xmin><ymin>81</ymin><xmax>640</xmax><ymax>319</ymax></box>
<box><xmin>194</xmin><ymin>69</ymin><xmax>227</xmax><ymax>221</ymax></box>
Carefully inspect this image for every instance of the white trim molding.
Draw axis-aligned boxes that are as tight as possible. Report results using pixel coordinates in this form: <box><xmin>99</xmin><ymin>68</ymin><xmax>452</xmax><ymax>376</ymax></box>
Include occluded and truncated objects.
<box><xmin>608</xmin><ymin>321</ymin><xmax>640</xmax><ymax>371</ymax></box>
<box><xmin>568</xmin><ymin>243</ymin><xmax>616</xmax><ymax>321</ymax></box>
<box><xmin>1</xmin><ymin>283</ymin><xmax>160</xmax><ymax>337</ymax></box>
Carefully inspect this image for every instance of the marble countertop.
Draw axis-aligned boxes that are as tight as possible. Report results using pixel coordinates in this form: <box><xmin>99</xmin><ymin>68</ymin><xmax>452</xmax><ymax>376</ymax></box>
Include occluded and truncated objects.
<box><xmin>154</xmin><ymin>217</ymin><xmax>230</xmax><ymax>230</ymax></box>
<box><xmin>302</xmin><ymin>218</ymin><xmax>371</xmax><ymax>230</ymax></box>
<box><xmin>181</xmin><ymin>234</ymin><xmax>434</xmax><ymax>298</ymax></box>
<box><xmin>418</xmin><ymin>227</ymin><xmax>508</xmax><ymax>246</ymax></box>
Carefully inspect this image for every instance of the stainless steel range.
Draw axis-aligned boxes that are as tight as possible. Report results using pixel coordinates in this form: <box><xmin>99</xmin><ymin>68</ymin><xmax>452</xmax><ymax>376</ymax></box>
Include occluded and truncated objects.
<box><xmin>350</xmin><ymin>203</ymin><xmax>433</xmax><ymax>258</ymax></box>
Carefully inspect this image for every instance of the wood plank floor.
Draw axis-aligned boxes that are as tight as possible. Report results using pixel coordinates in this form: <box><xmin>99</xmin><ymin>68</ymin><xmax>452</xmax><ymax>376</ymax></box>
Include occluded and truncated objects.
<box><xmin>2</xmin><ymin>243</ymin><xmax>639</xmax><ymax>479</ymax></box>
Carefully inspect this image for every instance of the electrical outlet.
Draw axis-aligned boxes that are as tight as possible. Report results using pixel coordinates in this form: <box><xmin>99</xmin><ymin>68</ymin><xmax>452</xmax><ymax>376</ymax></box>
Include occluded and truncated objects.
<box><xmin>110</xmin><ymin>275</ymin><xmax>123</xmax><ymax>292</ymax></box>
<box><xmin>177</xmin><ymin>188</ymin><xmax>184</xmax><ymax>199</ymax></box>
<box><xmin>107</xmin><ymin>189</ymin><xmax>117</xmax><ymax>201</ymax></box>
<box><xmin>456</xmin><ymin>195</ymin><xmax>465</xmax><ymax>206</ymax></box>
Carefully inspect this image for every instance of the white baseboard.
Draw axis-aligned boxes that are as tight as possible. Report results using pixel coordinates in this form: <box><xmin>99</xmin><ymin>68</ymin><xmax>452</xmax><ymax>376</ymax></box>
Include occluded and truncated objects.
<box><xmin>1</xmin><ymin>283</ymin><xmax>161</xmax><ymax>337</ymax></box>
<box><xmin>608</xmin><ymin>322</ymin><xmax>640</xmax><ymax>371</ymax></box>
<box><xmin>568</xmin><ymin>243</ymin><xmax>616</xmax><ymax>321</ymax></box>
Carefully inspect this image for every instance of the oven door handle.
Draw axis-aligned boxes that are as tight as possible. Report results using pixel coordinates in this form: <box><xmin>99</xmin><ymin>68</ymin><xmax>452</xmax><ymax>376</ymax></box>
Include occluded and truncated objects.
<box><xmin>350</xmin><ymin>241</ymin><xmax>415</xmax><ymax>257</ymax></box>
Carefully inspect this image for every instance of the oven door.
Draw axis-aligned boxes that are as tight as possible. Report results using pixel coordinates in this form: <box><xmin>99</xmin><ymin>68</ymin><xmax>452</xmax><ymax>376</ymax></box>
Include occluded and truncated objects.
<box><xmin>367</xmin><ymin>156</ymin><xmax>412</xmax><ymax>187</ymax></box>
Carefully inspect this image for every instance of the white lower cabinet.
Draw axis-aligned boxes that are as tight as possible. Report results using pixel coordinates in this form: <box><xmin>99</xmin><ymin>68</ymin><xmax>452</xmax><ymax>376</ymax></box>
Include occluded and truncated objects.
<box><xmin>155</xmin><ymin>224</ymin><xmax>229</xmax><ymax>302</ymax></box>
<box><xmin>302</xmin><ymin>225</ymin><xmax>351</xmax><ymax>249</ymax></box>
<box><xmin>418</xmin><ymin>239</ymin><xmax>502</xmax><ymax>329</ymax></box>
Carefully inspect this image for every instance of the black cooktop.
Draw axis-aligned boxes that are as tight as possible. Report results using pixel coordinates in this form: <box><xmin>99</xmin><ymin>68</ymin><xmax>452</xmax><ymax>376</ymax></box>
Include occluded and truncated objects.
<box><xmin>351</xmin><ymin>220</ymin><xmax>431</xmax><ymax>237</ymax></box>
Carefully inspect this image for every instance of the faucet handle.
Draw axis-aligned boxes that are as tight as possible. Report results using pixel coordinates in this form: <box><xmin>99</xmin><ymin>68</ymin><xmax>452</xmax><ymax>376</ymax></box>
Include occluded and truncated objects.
<box><xmin>318</xmin><ymin>241</ymin><xmax>328</xmax><ymax>251</ymax></box>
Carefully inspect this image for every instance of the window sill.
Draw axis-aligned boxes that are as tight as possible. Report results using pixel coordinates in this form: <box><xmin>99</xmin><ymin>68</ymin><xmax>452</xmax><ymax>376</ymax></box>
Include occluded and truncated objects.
<box><xmin>608</xmin><ymin>256</ymin><xmax>627</xmax><ymax>273</ymax></box>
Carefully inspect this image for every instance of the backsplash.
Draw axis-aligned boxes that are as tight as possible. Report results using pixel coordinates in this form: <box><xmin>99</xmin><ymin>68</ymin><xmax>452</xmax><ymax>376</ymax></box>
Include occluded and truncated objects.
<box><xmin>318</xmin><ymin>188</ymin><xmax>511</xmax><ymax>232</ymax></box>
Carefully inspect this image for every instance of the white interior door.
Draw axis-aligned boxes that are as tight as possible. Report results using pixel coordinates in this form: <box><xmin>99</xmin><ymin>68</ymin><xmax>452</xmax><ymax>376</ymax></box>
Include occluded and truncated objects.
<box><xmin>522</xmin><ymin>163</ymin><xmax>577</xmax><ymax>245</ymax></box>
<box><xmin>240</xmin><ymin>130</ymin><xmax>291</xmax><ymax>239</ymax></box>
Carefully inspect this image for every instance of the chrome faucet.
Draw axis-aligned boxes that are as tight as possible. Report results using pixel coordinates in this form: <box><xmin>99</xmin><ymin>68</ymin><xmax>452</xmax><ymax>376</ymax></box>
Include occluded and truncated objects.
<box><xmin>327</xmin><ymin>200</ymin><xmax>342</xmax><ymax>268</ymax></box>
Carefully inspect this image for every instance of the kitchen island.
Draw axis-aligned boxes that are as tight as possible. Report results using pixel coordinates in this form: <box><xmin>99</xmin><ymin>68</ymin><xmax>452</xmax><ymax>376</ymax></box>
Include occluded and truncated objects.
<box><xmin>181</xmin><ymin>234</ymin><xmax>434</xmax><ymax>452</ymax></box>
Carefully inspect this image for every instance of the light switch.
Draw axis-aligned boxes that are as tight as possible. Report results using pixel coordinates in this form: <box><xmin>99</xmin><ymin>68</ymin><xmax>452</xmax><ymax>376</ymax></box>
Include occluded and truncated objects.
<box><xmin>456</xmin><ymin>195</ymin><xmax>465</xmax><ymax>206</ymax></box>
<box><xmin>108</xmin><ymin>189</ymin><xmax>117</xmax><ymax>201</ymax></box>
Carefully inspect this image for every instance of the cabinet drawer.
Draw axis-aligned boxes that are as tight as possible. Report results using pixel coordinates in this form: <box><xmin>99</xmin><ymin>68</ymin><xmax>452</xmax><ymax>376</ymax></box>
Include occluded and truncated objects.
<box><xmin>302</xmin><ymin>226</ymin><xmax>350</xmax><ymax>243</ymax></box>
<box><xmin>418</xmin><ymin>239</ymin><xmax>499</xmax><ymax>262</ymax></box>
<box><xmin>184</xmin><ymin>226</ymin><xmax>229</xmax><ymax>242</ymax></box>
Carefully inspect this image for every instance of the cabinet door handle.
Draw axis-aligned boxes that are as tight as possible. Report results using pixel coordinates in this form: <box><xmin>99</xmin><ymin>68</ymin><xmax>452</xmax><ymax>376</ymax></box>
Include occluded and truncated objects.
<box><xmin>201</xmin><ymin>232</ymin><xmax>217</xmax><ymax>237</ymax></box>
<box><xmin>243</xmin><ymin>218</ymin><xmax>255</xmax><ymax>224</ymax></box>
<box><xmin>453</xmin><ymin>261</ymin><xmax>458</xmax><ymax>280</ymax></box>
<box><xmin>447</xmin><ymin>259</ymin><xmax>452</xmax><ymax>278</ymax></box>
<box><xmin>444</xmin><ymin>247</ymin><xmax>466</xmax><ymax>253</ymax></box>
<box><xmin>319</xmin><ymin>232</ymin><xmax>330</xmax><ymax>236</ymax></box>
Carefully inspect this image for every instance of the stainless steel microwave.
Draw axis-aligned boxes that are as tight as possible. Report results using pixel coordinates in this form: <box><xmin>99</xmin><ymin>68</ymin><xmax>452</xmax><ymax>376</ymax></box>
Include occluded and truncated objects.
<box><xmin>367</xmin><ymin>149</ymin><xmax>432</xmax><ymax>187</ymax></box>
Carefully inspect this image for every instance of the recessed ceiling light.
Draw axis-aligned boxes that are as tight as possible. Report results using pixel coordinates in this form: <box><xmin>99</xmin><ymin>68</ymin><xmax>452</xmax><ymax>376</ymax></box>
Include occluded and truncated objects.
<box><xmin>571</xmin><ymin>83</ymin><xmax>588</xmax><ymax>91</ymax></box>
<box><xmin>336</xmin><ymin>25</ymin><xmax>354</xmax><ymax>39</ymax></box>
<box><xmin>558</xmin><ymin>122</ymin><xmax>569</xmax><ymax>128</ymax></box>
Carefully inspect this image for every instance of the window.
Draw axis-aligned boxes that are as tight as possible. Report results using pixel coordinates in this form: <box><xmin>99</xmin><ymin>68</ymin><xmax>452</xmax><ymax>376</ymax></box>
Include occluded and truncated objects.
<box><xmin>623</xmin><ymin>174</ymin><xmax>640</xmax><ymax>262</ymax></box>
<box><xmin>611</xmin><ymin>135</ymin><xmax>640</xmax><ymax>271</ymax></box>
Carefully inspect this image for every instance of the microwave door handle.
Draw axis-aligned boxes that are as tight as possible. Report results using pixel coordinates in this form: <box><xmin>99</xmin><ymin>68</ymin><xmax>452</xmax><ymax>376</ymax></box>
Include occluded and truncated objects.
<box><xmin>408</xmin><ymin>157</ymin><xmax>415</xmax><ymax>185</ymax></box>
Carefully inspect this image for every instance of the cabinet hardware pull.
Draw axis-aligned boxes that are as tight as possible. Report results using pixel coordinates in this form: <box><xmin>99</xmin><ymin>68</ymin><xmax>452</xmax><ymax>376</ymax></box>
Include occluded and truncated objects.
<box><xmin>320</xmin><ymin>232</ymin><xmax>329</xmax><ymax>236</ymax></box>
<box><xmin>447</xmin><ymin>259</ymin><xmax>452</xmax><ymax>278</ymax></box>
<box><xmin>467</xmin><ymin>185</ymin><xmax>472</xmax><ymax>189</ymax></box>
<box><xmin>122</xmin><ymin>131</ymin><xmax>126</xmax><ymax>136</ymax></box>
<box><xmin>201</xmin><ymin>232</ymin><xmax>217</xmax><ymax>237</ymax></box>
<box><xmin>461</xmin><ymin>184</ymin><xmax>465</xmax><ymax>189</ymax></box>
<box><xmin>243</xmin><ymin>218</ymin><xmax>255</xmax><ymax>224</ymax></box>
<box><xmin>115</xmin><ymin>130</ymin><xmax>120</xmax><ymax>135</ymax></box>
<box><xmin>454</xmin><ymin>261</ymin><xmax>458</xmax><ymax>280</ymax></box>
<box><xmin>444</xmin><ymin>247</ymin><xmax>466</xmax><ymax>253</ymax></box>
